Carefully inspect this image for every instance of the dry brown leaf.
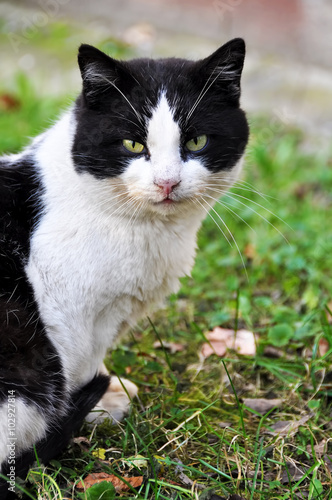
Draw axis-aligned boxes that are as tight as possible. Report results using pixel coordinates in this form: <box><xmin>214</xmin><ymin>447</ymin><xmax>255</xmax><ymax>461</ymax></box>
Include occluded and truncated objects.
<box><xmin>280</xmin><ymin>463</ymin><xmax>305</xmax><ymax>483</ymax></box>
<box><xmin>72</xmin><ymin>436</ymin><xmax>91</xmax><ymax>446</ymax></box>
<box><xmin>263</xmin><ymin>346</ymin><xmax>283</xmax><ymax>358</ymax></box>
<box><xmin>243</xmin><ymin>398</ymin><xmax>282</xmax><ymax>414</ymax></box>
<box><xmin>71</xmin><ymin>436</ymin><xmax>91</xmax><ymax>452</ymax></box>
<box><xmin>0</xmin><ymin>94</ymin><xmax>20</xmax><ymax>111</ymax></box>
<box><xmin>324</xmin><ymin>454</ymin><xmax>332</xmax><ymax>472</ymax></box>
<box><xmin>200</xmin><ymin>341</ymin><xmax>227</xmax><ymax>359</ymax></box>
<box><xmin>177</xmin><ymin>471</ymin><xmax>204</xmax><ymax>490</ymax></box>
<box><xmin>200</xmin><ymin>327</ymin><xmax>256</xmax><ymax>359</ymax></box>
<box><xmin>266</xmin><ymin>420</ymin><xmax>293</xmax><ymax>435</ymax></box>
<box><xmin>153</xmin><ymin>340</ymin><xmax>185</xmax><ymax>354</ymax></box>
<box><xmin>319</xmin><ymin>338</ymin><xmax>330</xmax><ymax>356</ymax></box>
<box><xmin>306</xmin><ymin>439</ymin><xmax>327</xmax><ymax>458</ymax></box>
<box><xmin>264</xmin><ymin>413</ymin><xmax>314</xmax><ymax>436</ymax></box>
<box><xmin>76</xmin><ymin>472</ymin><xmax>143</xmax><ymax>492</ymax></box>
<box><xmin>218</xmin><ymin>421</ymin><xmax>232</xmax><ymax>428</ymax></box>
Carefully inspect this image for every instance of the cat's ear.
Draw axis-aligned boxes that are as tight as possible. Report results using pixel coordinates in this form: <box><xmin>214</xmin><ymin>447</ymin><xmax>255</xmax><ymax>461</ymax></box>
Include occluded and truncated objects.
<box><xmin>199</xmin><ymin>38</ymin><xmax>246</xmax><ymax>99</ymax></box>
<box><xmin>77</xmin><ymin>44</ymin><xmax>130</xmax><ymax>106</ymax></box>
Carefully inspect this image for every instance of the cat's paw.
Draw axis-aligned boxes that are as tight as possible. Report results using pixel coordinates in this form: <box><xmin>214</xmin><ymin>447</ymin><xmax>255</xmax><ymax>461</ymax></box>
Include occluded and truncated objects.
<box><xmin>85</xmin><ymin>376</ymin><xmax>138</xmax><ymax>424</ymax></box>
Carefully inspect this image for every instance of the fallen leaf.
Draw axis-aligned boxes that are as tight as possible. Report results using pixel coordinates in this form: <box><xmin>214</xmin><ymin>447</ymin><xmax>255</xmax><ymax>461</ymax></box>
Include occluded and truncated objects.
<box><xmin>172</xmin><ymin>460</ymin><xmax>204</xmax><ymax>490</ymax></box>
<box><xmin>280</xmin><ymin>463</ymin><xmax>305</xmax><ymax>483</ymax></box>
<box><xmin>72</xmin><ymin>436</ymin><xmax>91</xmax><ymax>452</ymax></box>
<box><xmin>200</xmin><ymin>341</ymin><xmax>227</xmax><ymax>359</ymax></box>
<box><xmin>72</xmin><ymin>436</ymin><xmax>91</xmax><ymax>445</ymax></box>
<box><xmin>153</xmin><ymin>340</ymin><xmax>185</xmax><ymax>353</ymax></box>
<box><xmin>177</xmin><ymin>471</ymin><xmax>205</xmax><ymax>490</ymax></box>
<box><xmin>306</xmin><ymin>440</ymin><xmax>327</xmax><ymax>458</ymax></box>
<box><xmin>217</xmin><ymin>421</ymin><xmax>232</xmax><ymax>428</ymax></box>
<box><xmin>200</xmin><ymin>328</ymin><xmax>256</xmax><ymax>360</ymax></box>
<box><xmin>263</xmin><ymin>346</ymin><xmax>283</xmax><ymax>358</ymax></box>
<box><xmin>319</xmin><ymin>338</ymin><xmax>330</xmax><ymax>356</ymax></box>
<box><xmin>76</xmin><ymin>472</ymin><xmax>143</xmax><ymax>492</ymax></box>
<box><xmin>324</xmin><ymin>454</ymin><xmax>332</xmax><ymax>472</ymax></box>
<box><xmin>0</xmin><ymin>94</ymin><xmax>20</xmax><ymax>110</ymax></box>
<box><xmin>243</xmin><ymin>398</ymin><xmax>282</xmax><ymax>414</ymax></box>
<box><xmin>266</xmin><ymin>420</ymin><xmax>293</xmax><ymax>435</ymax></box>
<box><xmin>264</xmin><ymin>413</ymin><xmax>314</xmax><ymax>436</ymax></box>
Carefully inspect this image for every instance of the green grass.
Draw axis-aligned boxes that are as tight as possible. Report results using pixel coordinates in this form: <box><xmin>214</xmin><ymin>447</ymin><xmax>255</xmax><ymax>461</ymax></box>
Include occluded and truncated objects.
<box><xmin>1</xmin><ymin>66</ymin><xmax>332</xmax><ymax>500</ymax></box>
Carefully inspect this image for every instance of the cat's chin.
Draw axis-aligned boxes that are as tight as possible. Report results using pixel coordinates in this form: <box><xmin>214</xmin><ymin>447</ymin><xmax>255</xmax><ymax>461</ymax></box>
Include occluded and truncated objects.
<box><xmin>149</xmin><ymin>199</ymin><xmax>179</xmax><ymax>214</ymax></box>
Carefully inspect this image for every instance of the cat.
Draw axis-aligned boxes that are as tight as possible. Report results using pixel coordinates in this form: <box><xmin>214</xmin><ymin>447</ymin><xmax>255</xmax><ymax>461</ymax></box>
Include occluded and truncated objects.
<box><xmin>0</xmin><ymin>38</ymin><xmax>249</xmax><ymax>496</ymax></box>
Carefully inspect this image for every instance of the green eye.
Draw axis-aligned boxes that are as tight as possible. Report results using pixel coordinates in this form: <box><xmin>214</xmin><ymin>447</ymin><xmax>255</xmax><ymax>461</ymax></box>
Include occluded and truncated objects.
<box><xmin>185</xmin><ymin>135</ymin><xmax>208</xmax><ymax>152</ymax></box>
<box><xmin>123</xmin><ymin>139</ymin><xmax>145</xmax><ymax>154</ymax></box>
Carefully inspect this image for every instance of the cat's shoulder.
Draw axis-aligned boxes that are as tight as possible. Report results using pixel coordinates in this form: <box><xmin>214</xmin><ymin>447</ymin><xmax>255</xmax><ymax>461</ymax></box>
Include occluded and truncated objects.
<box><xmin>0</xmin><ymin>152</ymin><xmax>37</xmax><ymax>197</ymax></box>
<box><xmin>0</xmin><ymin>151</ymin><xmax>43</xmax><ymax>262</ymax></box>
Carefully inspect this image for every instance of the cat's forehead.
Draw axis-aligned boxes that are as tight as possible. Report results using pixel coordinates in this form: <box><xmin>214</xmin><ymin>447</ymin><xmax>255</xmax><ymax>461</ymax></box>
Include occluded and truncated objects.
<box><xmin>114</xmin><ymin>58</ymin><xmax>207</xmax><ymax>135</ymax></box>
<box><xmin>147</xmin><ymin>92</ymin><xmax>180</xmax><ymax>152</ymax></box>
<box><xmin>121</xmin><ymin>57</ymin><xmax>198</xmax><ymax>101</ymax></box>
<box><xmin>126</xmin><ymin>56</ymin><xmax>192</xmax><ymax>81</ymax></box>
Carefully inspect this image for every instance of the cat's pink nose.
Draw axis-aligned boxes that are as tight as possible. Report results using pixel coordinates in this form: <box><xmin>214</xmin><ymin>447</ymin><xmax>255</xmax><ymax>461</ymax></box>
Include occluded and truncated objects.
<box><xmin>155</xmin><ymin>180</ymin><xmax>180</xmax><ymax>196</ymax></box>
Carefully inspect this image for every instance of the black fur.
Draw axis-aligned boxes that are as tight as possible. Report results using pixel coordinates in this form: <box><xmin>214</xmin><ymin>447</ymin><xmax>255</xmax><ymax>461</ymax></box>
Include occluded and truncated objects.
<box><xmin>72</xmin><ymin>38</ymin><xmax>249</xmax><ymax>179</ymax></box>
<box><xmin>0</xmin><ymin>155</ymin><xmax>64</xmax><ymax>408</ymax></box>
<box><xmin>0</xmin><ymin>374</ymin><xmax>110</xmax><ymax>499</ymax></box>
<box><xmin>0</xmin><ymin>156</ymin><xmax>110</xmax><ymax>495</ymax></box>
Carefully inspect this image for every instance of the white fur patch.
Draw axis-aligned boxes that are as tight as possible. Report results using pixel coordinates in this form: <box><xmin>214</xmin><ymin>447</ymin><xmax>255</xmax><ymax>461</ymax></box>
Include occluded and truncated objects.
<box><xmin>0</xmin><ymin>400</ymin><xmax>47</xmax><ymax>465</ymax></box>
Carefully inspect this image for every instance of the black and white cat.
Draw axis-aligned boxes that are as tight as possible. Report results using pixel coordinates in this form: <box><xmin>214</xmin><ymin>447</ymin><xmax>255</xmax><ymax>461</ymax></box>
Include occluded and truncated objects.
<box><xmin>0</xmin><ymin>38</ymin><xmax>249</xmax><ymax>495</ymax></box>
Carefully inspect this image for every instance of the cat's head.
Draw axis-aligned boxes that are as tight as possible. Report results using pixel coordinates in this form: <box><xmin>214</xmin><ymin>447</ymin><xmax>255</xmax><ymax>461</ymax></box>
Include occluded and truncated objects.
<box><xmin>72</xmin><ymin>39</ymin><xmax>249</xmax><ymax>219</ymax></box>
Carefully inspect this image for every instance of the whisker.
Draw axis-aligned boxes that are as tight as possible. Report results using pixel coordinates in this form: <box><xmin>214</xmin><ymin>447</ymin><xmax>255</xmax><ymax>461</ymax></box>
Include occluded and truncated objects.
<box><xmin>194</xmin><ymin>197</ymin><xmax>231</xmax><ymax>245</ymax></box>
<box><xmin>103</xmin><ymin>196</ymin><xmax>135</xmax><ymax>222</ymax></box>
<box><xmin>131</xmin><ymin>199</ymin><xmax>148</xmax><ymax>230</ymax></box>
<box><xmin>210</xmin><ymin>175</ymin><xmax>273</xmax><ymax>200</ymax></box>
<box><xmin>203</xmin><ymin>194</ymin><xmax>256</xmax><ymax>233</ymax></box>
<box><xmin>205</xmin><ymin>182</ymin><xmax>273</xmax><ymax>203</ymax></box>
<box><xmin>214</xmin><ymin>188</ymin><xmax>291</xmax><ymax>228</ymax></box>
<box><xmin>198</xmin><ymin>196</ymin><xmax>248</xmax><ymax>279</ymax></box>
<box><xmin>185</xmin><ymin>66</ymin><xmax>230</xmax><ymax>125</ymax></box>
<box><xmin>208</xmin><ymin>188</ymin><xmax>290</xmax><ymax>243</ymax></box>
<box><xmin>122</xmin><ymin>197</ymin><xmax>145</xmax><ymax>233</ymax></box>
<box><xmin>98</xmin><ymin>75</ymin><xmax>144</xmax><ymax>126</ymax></box>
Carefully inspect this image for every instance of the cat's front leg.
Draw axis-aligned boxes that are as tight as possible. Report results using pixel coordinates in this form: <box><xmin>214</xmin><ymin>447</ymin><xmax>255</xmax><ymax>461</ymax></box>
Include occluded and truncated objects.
<box><xmin>85</xmin><ymin>364</ymin><xmax>138</xmax><ymax>424</ymax></box>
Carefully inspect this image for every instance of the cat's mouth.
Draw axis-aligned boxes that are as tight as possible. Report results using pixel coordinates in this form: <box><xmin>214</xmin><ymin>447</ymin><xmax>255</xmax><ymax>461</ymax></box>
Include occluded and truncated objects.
<box><xmin>158</xmin><ymin>196</ymin><xmax>175</xmax><ymax>205</ymax></box>
<box><xmin>153</xmin><ymin>193</ymin><xmax>180</xmax><ymax>206</ymax></box>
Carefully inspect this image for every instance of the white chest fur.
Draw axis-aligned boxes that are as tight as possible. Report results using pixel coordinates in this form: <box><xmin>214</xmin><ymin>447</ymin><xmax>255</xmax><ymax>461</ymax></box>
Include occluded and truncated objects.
<box><xmin>27</xmin><ymin>209</ymin><xmax>201</xmax><ymax>390</ymax></box>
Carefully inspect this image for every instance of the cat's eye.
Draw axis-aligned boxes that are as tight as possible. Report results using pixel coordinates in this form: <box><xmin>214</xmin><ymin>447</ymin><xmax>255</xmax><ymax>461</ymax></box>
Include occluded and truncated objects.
<box><xmin>123</xmin><ymin>139</ymin><xmax>145</xmax><ymax>154</ymax></box>
<box><xmin>185</xmin><ymin>135</ymin><xmax>208</xmax><ymax>152</ymax></box>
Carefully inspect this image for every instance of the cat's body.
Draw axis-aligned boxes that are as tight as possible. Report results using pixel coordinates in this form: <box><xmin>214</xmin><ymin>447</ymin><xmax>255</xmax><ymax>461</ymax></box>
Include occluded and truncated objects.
<box><xmin>0</xmin><ymin>39</ymin><xmax>249</xmax><ymax>495</ymax></box>
<box><xmin>25</xmin><ymin>108</ymin><xmax>204</xmax><ymax>390</ymax></box>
